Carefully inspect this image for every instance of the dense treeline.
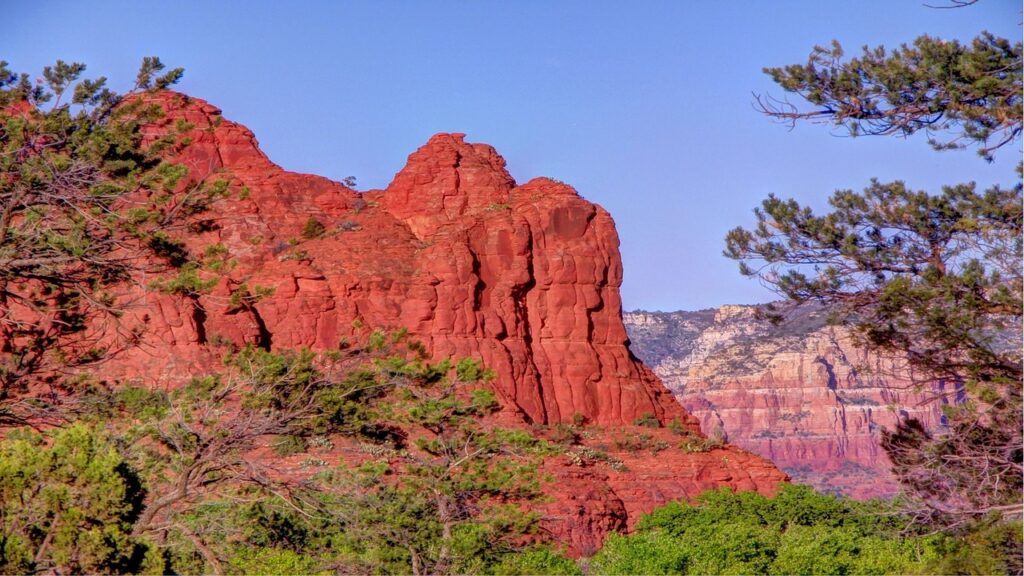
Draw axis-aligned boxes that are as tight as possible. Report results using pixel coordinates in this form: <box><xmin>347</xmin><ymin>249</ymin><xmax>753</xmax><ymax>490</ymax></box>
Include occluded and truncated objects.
<box><xmin>591</xmin><ymin>486</ymin><xmax>1021</xmax><ymax>575</ymax></box>
<box><xmin>3</xmin><ymin>417</ymin><xmax>1020</xmax><ymax>575</ymax></box>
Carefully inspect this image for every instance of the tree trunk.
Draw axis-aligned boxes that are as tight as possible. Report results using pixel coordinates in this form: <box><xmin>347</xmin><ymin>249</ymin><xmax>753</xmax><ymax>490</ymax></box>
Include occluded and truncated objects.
<box><xmin>408</xmin><ymin>546</ymin><xmax>423</xmax><ymax>576</ymax></box>
<box><xmin>435</xmin><ymin>491</ymin><xmax>454</xmax><ymax>575</ymax></box>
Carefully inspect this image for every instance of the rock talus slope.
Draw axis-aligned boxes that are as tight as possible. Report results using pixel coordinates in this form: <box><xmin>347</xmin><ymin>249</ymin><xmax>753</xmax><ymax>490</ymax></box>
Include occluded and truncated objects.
<box><xmin>625</xmin><ymin>305</ymin><xmax>953</xmax><ymax>499</ymax></box>
<box><xmin>93</xmin><ymin>92</ymin><xmax>785</xmax><ymax>552</ymax></box>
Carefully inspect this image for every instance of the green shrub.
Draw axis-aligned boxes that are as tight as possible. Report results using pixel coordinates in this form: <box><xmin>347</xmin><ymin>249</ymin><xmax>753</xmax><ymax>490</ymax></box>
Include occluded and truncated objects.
<box><xmin>227</xmin><ymin>547</ymin><xmax>325</xmax><ymax>575</ymax></box>
<box><xmin>150</xmin><ymin>262</ymin><xmax>217</xmax><ymax>296</ymax></box>
<box><xmin>0</xmin><ymin>425</ymin><xmax>162</xmax><ymax>574</ymax></box>
<box><xmin>633</xmin><ymin>412</ymin><xmax>661</xmax><ymax>428</ymax></box>
<box><xmin>302</xmin><ymin>217</ymin><xmax>326</xmax><ymax>239</ymax></box>
<box><xmin>668</xmin><ymin>417</ymin><xmax>688</xmax><ymax>436</ymax></box>
<box><xmin>272</xmin><ymin>435</ymin><xmax>307</xmax><ymax>456</ymax></box>
<box><xmin>613</xmin><ymin>432</ymin><xmax>669</xmax><ymax>454</ymax></box>
<box><xmin>922</xmin><ymin>519</ymin><xmax>1023</xmax><ymax>576</ymax></box>
<box><xmin>591</xmin><ymin>531</ymin><xmax>688</xmax><ymax>575</ymax></box>
<box><xmin>490</xmin><ymin>547</ymin><xmax>581</xmax><ymax>575</ymax></box>
<box><xmin>592</xmin><ymin>484</ymin><xmax>958</xmax><ymax>575</ymax></box>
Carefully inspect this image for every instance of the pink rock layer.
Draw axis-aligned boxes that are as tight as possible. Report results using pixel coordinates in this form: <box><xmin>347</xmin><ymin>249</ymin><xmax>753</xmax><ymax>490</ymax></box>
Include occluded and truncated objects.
<box><xmin>625</xmin><ymin>306</ymin><xmax>952</xmax><ymax>499</ymax></box>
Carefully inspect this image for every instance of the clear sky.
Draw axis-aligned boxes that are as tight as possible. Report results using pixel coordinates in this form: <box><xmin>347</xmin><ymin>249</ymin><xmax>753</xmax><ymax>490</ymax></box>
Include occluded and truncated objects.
<box><xmin>4</xmin><ymin>1</ymin><xmax>1019</xmax><ymax>311</ymax></box>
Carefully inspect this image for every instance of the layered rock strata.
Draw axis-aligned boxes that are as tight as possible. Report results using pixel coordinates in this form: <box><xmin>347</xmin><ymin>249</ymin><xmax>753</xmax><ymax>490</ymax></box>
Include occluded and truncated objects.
<box><xmin>625</xmin><ymin>305</ymin><xmax>954</xmax><ymax>498</ymax></box>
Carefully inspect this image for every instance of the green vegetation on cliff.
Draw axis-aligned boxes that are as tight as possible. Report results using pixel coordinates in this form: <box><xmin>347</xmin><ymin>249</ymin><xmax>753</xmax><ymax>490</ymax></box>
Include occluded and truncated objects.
<box><xmin>1</xmin><ymin>331</ymin><xmax>574</xmax><ymax>574</ymax></box>
<box><xmin>0</xmin><ymin>57</ymin><xmax>221</xmax><ymax>424</ymax></box>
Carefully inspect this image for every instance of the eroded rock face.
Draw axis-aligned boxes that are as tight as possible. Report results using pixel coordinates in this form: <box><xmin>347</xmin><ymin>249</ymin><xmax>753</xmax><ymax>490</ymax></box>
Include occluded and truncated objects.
<box><xmin>539</xmin><ymin>427</ymin><xmax>785</xmax><ymax>555</ymax></box>
<box><xmin>625</xmin><ymin>305</ymin><xmax>953</xmax><ymax>499</ymax></box>
<box><xmin>88</xmin><ymin>92</ymin><xmax>786</xmax><ymax>552</ymax></box>
<box><xmin>120</xmin><ymin>92</ymin><xmax>689</xmax><ymax>427</ymax></box>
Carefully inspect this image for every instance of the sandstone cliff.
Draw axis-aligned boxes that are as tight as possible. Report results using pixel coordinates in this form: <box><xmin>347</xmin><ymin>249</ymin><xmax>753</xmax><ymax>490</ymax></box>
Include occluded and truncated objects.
<box><xmin>80</xmin><ymin>92</ymin><xmax>785</xmax><ymax>553</ymax></box>
<box><xmin>625</xmin><ymin>305</ymin><xmax>954</xmax><ymax>499</ymax></box>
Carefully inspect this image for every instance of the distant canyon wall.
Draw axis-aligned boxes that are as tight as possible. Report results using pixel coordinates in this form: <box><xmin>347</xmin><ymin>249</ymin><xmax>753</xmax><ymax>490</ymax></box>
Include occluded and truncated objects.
<box><xmin>625</xmin><ymin>304</ymin><xmax>955</xmax><ymax>498</ymax></box>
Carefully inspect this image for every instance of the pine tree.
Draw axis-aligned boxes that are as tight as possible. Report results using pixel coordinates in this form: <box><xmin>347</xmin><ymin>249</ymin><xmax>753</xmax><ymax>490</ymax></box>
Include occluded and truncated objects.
<box><xmin>0</xmin><ymin>59</ymin><xmax>220</xmax><ymax>425</ymax></box>
<box><xmin>755</xmin><ymin>31</ymin><xmax>1021</xmax><ymax>161</ymax></box>
<box><xmin>729</xmin><ymin>12</ymin><xmax>1022</xmax><ymax>529</ymax></box>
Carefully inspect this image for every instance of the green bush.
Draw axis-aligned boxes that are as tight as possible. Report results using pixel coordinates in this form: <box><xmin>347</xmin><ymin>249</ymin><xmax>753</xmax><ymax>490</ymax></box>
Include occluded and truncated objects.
<box><xmin>490</xmin><ymin>547</ymin><xmax>581</xmax><ymax>575</ymax></box>
<box><xmin>302</xmin><ymin>217</ymin><xmax>326</xmax><ymax>239</ymax></box>
<box><xmin>590</xmin><ymin>484</ymin><xmax>963</xmax><ymax>575</ymax></box>
<box><xmin>0</xmin><ymin>425</ymin><xmax>162</xmax><ymax>574</ymax></box>
<box><xmin>922</xmin><ymin>519</ymin><xmax>1023</xmax><ymax>576</ymax></box>
<box><xmin>633</xmin><ymin>412</ymin><xmax>661</xmax><ymax>428</ymax></box>
<box><xmin>591</xmin><ymin>531</ymin><xmax>688</xmax><ymax>575</ymax></box>
<box><xmin>227</xmin><ymin>546</ymin><xmax>325</xmax><ymax>575</ymax></box>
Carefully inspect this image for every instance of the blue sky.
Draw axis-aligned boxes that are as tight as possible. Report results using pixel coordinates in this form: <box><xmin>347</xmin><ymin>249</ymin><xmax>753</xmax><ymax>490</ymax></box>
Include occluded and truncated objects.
<box><xmin>4</xmin><ymin>1</ymin><xmax>1019</xmax><ymax>311</ymax></box>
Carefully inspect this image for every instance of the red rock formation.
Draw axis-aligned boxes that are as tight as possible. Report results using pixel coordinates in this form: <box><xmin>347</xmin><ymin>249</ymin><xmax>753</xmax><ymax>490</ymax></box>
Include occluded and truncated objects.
<box><xmin>539</xmin><ymin>426</ymin><xmax>785</xmax><ymax>555</ymax></box>
<box><xmin>625</xmin><ymin>305</ymin><xmax>953</xmax><ymax>499</ymax></box>
<box><xmin>75</xmin><ymin>92</ymin><xmax>786</xmax><ymax>551</ymax></box>
<box><xmin>118</xmin><ymin>91</ymin><xmax>689</xmax><ymax>428</ymax></box>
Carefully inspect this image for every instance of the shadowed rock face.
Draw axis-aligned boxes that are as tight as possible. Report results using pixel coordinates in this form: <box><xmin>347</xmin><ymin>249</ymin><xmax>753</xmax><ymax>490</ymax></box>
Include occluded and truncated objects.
<box><xmin>82</xmin><ymin>92</ymin><xmax>786</xmax><ymax>553</ymax></box>
<box><xmin>625</xmin><ymin>305</ymin><xmax>954</xmax><ymax>499</ymax></box>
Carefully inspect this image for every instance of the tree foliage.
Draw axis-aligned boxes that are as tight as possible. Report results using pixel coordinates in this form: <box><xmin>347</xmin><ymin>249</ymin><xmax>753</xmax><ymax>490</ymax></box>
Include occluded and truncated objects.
<box><xmin>725</xmin><ymin>179</ymin><xmax>1022</xmax><ymax>383</ymax></box>
<box><xmin>83</xmin><ymin>341</ymin><xmax>417</xmax><ymax>562</ymax></box>
<box><xmin>590</xmin><ymin>484</ymin><xmax>1021</xmax><ymax>575</ymax></box>
<box><xmin>310</xmin><ymin>361</ymin><xmax>555</xmax><ymax>576</ymax></box>
<box><xmin>0</xmin><ymin>58</ymin><xmax>217</xmax><ymax>424</ymax></box>
<box><xmin>881</xmin><ymin>386</ymin><xmax>1022</xmax><ymax>528</ymax></box>
<box><xmin>756</xmin><ymin>32</ymin><xmax>1022</xmax><ymax>160</ymax></box>
<box><xmin>0</xmin><ymin>424</ymin><xmax>162</xmax><ymax>574</ymax></box>
<box><xmin>735</xmin><ymin>7</ymin><xmax>1023</xmax><ymax>531</ymax></box>
<box><xmin>53</xmin><ymin>334</ymin><xmax>570</xmax><ymax>575</ymax></box>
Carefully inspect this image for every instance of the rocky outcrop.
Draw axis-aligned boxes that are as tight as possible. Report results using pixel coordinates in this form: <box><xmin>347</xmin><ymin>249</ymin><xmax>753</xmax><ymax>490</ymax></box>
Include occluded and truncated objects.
<box><xmin>625</xmin><ymin>305</ymin><xmax>954</xmax><ymax>499</ymax></box>
<box><xmin>113</xmin><ymin>91</ymin><xmax>693</xmax><ymax>428</ymax></box>
<box><xmin>533</xmin><ymin>425</ymin><xmax>786</xmax><ymax>555</ymax></box>
<box><xmin>79</xmin><ymin>92</ymin><xmax>786</xmax><ymax>552</ymax></box>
